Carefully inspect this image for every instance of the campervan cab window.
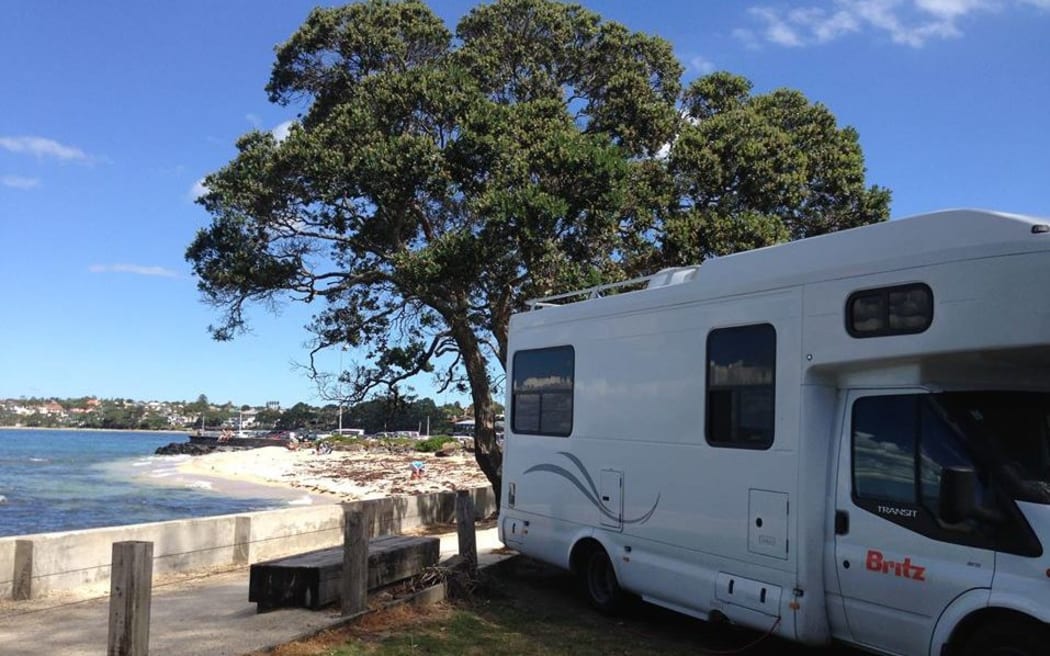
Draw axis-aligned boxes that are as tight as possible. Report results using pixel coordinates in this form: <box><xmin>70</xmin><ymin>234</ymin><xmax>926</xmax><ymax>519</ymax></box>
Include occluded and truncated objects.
<box><xmin>847</xmin><ymin>282</ymin><xmax>933</xmax><ymax>337</ymax></box>
<box><xmin>512</xmin><ymin>345</ymin><xmax>574</xmax><ymax>437</ymax></box>
<box><xmin>854</xmin><ymin>392</ymin><xmax>1050</xmax><ymax>506</ymax></box>
<box><xmin>852</xmin><ymin>392</ymin><xmax>1050</xmax><ymax>553</ymax></box>
<box><xmin>852</xmin><ymin>394</ymin><xmax>983</xmax><ymax>510</ymax></box>
<box><xmin>705</xmin><ymin>324</ymin><xmax>775</xmax><ymax>449</ymax></box>
<box><xmin>933</xmin><ymin>392</ymin><xmax>1050</xmax><ymax>505</ymax></box>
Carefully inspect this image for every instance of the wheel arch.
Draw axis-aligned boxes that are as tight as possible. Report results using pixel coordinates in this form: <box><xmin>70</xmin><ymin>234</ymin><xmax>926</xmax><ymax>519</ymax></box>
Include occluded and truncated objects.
<box><xmin>938</xmin><ymin>606</ymin><xmax>1045</xmax><ymax>656</ymax></box>
<box><xmin>569</xmin><ymin>536</ymin><xmax>608</xmax><ymax>578</ymax></box>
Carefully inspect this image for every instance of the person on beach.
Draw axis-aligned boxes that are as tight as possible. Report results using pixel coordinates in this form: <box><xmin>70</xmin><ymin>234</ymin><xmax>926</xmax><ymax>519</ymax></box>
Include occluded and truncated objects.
<box><xmin>219</xmin><ymin>428</ymin><xmax>233</xmax><ymax>442</ymax></box>
<box><xmin>410</xmin><ymin>460</ymin><xmax>426</xmax><ymax>479</ymax></box>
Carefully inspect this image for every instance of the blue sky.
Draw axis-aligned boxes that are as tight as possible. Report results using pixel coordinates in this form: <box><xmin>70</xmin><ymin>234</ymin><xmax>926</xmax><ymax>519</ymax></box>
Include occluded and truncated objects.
<box><xmin>1</xmin><ymin>0</ymin><xmax>1047</xmax><ymax>408</ymax></box>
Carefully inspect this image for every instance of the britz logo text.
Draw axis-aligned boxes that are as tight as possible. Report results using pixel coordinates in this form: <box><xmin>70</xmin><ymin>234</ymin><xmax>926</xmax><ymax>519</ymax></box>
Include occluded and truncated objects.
<box><xmin>866</xmin><ymin>549</ymin><xmax>926</xmax><ymax>582</ymax></box>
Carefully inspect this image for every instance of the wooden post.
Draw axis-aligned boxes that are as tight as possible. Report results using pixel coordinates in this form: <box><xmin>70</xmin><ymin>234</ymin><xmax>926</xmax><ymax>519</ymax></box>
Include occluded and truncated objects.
<box><xmin>342</xmin><ymin>509</ymin><xmax>367</xmax><ymax>616</ymax></box>
<box><xmin>455</xmin><ymin>490</ymin><xmax>477</xmax><ymax>572</ymax></box>
<box><xmin>13</xmin><ymin>540</ymin><xmax>33</xmax><ymax>601</ymax></box>
<box><xmin>108</xmin><ymin>541</ymin><xmax>153</xmax><ymax>656</ymax></box>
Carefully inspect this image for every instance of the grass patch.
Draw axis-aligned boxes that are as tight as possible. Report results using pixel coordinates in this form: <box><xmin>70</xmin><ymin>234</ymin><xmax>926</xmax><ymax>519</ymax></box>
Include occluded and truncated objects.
<box><xmin>324</xmin><ymin>610</ymin><xmax>546</xmax><ymax>655</ymax></box>
<box><xmin>254</xmin><ymin>558</ymin><xmax>852</xmax><ymax>656</ymax></box>
<box><xmin>281</xmin><ymin>600</ymin><xmax>662</xmax><ymax>656</ymax></box>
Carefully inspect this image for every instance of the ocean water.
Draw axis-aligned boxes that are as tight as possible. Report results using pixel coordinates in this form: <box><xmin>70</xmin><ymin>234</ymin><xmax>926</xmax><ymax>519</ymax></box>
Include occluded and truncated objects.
<box><xmin>0</xmin><ymin>428</ymin><xmax>297</xmax><ymax>538</ymax></box>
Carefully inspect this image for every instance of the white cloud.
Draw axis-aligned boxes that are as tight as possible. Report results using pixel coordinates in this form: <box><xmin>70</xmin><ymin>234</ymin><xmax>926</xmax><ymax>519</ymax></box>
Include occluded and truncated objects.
<box><xmin>732</xmin><ymin>27</ymin><xmax>762</xmax><ymax>49</ymax></box>
<box><xmin>688</xmin><ymin>55</ymin><xmax>717</xmax><ymax>74</ymax></box>
<box><xmin>915</xmin><ymin>0</ymin><xmax>995</xmax><ymax>18</ymax></box>
<box><xmin>89</xmin><ymin>264</ymin><xmax>179</xmax><ymax>278</ymax></box>
<box><xmin>1020</xmin><ymin>0</ymin><xmax>1050</xmax><ymax>8</ymax></box>
<box><xmin>1</xmin><ymin>175</ymin><xmax>41</xmax><ymax>190</ymax></box>
<box><xmin>0</xmin><ymin>135</ymin><xmax>91</xmax><ymax>162</ymax></box>
<box><xmin>189</xmin><ymin>178</ymin><xmax>209</xmax><ymax>201</ymax></box>
<box><xmin>246</xmin><ymin>113</ymin><xmax>263</xmax><ymax>128</ymax></box>
<box><xmin>272</xmin><ymin>120</ymin><xmax>295</xmax><ymax>143</ymax></box>
<box><xmin>738</xmin><ymin>0</ymin><xmax>1018</xmax><ymax>48</ymax></box>
<box><xmin>801</xmin><ymin>6</ymin><xmax>862</xmax><ymax>41</ymax></box>
<box><xmin>749</xmin><ymin>7</ymin><xmax>805</xmax><ymax>45</ymax></box>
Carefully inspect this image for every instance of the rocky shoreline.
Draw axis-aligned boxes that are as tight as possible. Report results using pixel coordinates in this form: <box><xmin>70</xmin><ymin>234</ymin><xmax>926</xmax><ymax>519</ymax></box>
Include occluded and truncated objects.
<box><xmin>155</xmin><ymin>441</ymin><xmax>219</xmax><ymax>456</ymax></box>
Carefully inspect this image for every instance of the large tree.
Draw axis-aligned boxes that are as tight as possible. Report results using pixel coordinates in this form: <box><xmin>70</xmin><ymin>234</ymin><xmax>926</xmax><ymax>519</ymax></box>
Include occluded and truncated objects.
<box><xmin>652</xmin><ymin>72</ymin><xmax>891</xmax><ymax>267</ymax></box>
<box><xmin>187</xmin><ymin>0</ymin><xmax>889</xmax><ymax>503</ymax></box>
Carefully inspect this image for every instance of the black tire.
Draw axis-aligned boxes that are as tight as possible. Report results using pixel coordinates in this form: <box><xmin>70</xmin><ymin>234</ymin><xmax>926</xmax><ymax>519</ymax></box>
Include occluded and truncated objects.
<box><xmin>582</xmin><ymin>547</ymin><xmax>627</xmax><ymax>614</ymax></box>
<box><xmin>960</xmin><ymin>617</ymin><xmax>1050</xmax><ymax>656</ymax></box>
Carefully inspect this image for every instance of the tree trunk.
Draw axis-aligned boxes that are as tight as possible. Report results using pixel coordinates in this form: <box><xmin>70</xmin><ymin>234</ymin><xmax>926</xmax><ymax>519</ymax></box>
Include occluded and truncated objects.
<box><xmin>449</xmin><ymin>321</ymin><xmax>502</xmax><ymax>508</ymax></box>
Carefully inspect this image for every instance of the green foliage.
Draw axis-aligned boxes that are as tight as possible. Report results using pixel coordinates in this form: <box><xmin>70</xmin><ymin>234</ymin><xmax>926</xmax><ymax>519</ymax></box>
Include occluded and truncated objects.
<box><xmin>276</xmin><ymin>402</ymin><xmax>320</xmax><ymax>430</ymax></box>
<box><xmin>640</xmin><ymin>71</ymin><xmax>891</xmax><ymax>269</ymax></box>
<box><xmin>376</xmin><ymin>437</ymin><xmax>416</xmax><ymax>450</ymax></box>
<box><xmin>138</xmin><ymin>414</ymin><xmax>172</xmax><ymax>431</ymax></box>
<box><xmin>186</xmin><ymin>0</ymin><xmax>891</xmax><ymax>498</ymax></box>
<box><xmin>340</xmin><ymin>393</ymin><xmax>439</xmax><ymax>434</ymax></box>
<box><xmin>324</xmin><ymin>434</ymin><xmax>362</xmax><ymax>445</ymax></box>
<box><xmin>0</xmin><ymin>395</ymin><xmax>458</xmax><ymax>434</ymax></box>
<box><xmin>415</xmin><ymin>435</ymin><xmax>457</xmax><ymax>452</ymax></box>
<box><xmin>253</xmin><ymin>408</ymin><xmax>281</xmax><ymax>429</ymax></box>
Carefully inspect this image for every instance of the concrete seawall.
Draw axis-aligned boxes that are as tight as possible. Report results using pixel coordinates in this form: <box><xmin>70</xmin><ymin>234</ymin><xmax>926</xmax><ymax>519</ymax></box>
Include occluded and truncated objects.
<box><xmin>0</xmin><ymin>486</ymin><xmax>495</xmax><ymax>600</ymax></box>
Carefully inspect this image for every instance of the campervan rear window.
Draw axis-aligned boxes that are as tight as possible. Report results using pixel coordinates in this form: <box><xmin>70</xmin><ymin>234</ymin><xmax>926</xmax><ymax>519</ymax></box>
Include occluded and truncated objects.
<box><xmin>512</xmin><ymin>346</ymin><xmax>574</xmax><ymax>437</ymax></box>
<box><xmin>706</xmin><ymin>324</ymin><xmax>776</xmax><ymax>449</ymax></box>
<box><xmin>847</xmin><ymin>283</ymin><xmax>933</xmax><ymax>337</ymax></box>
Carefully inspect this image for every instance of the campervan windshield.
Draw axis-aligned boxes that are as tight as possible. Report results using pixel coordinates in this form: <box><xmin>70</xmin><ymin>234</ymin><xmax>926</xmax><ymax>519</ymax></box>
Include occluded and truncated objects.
<box><xmin>933</xmin><ymin>392</ymin><xmax>1050</xmax><ymax>504</ymax></box>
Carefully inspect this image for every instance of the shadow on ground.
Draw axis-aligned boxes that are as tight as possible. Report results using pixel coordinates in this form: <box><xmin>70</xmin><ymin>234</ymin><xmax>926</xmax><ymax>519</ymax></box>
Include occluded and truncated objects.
<box><xmin>263</xmin><ymin>556</ymin><xmax>867</xmax><ymax>656</ymax></box>
<box><xmin>470</xmin><ymin>556</ymin><xmax>863</xmax><ymax>656</ymax></box>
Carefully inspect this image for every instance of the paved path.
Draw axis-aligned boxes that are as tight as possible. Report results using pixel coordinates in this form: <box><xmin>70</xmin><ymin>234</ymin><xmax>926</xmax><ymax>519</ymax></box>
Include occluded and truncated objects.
<box><xmin>0</xmin><ymin>528</ymin><xmax>507</xmax><ymax>656</ymax></box>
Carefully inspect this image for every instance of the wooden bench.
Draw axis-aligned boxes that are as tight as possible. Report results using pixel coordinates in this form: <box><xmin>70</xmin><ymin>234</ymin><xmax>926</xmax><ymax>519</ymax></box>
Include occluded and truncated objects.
<box><xmin>248</xmin><ymin>534</ymin><xmax>440</xmax><ymax>612</ymax></box>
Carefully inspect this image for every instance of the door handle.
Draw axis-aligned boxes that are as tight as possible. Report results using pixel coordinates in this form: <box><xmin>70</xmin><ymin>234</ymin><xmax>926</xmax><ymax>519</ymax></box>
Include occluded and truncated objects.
<box><xmin>835</xmin><ymin>510</ymin><xmax>850</xmax><ymax>535</ymax></box>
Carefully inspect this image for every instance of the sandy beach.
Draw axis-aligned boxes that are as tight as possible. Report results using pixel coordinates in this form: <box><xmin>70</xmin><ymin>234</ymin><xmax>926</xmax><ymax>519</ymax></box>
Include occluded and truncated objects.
<box><xmin>174</xmin><ymin>444</ymin><xmax>492</xmax><ymax>502</ymax></box>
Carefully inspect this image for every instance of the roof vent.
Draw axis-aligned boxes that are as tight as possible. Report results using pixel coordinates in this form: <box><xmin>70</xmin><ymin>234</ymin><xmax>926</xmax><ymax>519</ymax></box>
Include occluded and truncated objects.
<box><xmin>646</xmin><ymin>266</ymin><xmax>701</xmax><ymax>289</ymax></box>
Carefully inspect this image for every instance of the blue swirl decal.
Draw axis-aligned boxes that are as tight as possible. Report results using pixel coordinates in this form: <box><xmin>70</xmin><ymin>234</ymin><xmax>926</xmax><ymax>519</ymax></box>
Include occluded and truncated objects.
<box><xmin>524</xmin><ymin>451</ymin><xmax>660</xmax><ymax>524</ymax></box>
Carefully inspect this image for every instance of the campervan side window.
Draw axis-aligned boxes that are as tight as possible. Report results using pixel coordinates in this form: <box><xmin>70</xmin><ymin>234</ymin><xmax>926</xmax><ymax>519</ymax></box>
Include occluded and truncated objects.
<box><xmin>847</xmin><ymin>283</ymin><xmax>932</xmax><ymax>337</ymax></box>
<box><xmin>512</xmin><ymin>346</ymin><xmax>574</xmax><ymax>437</ymax></box>
<box><xmin>705</xmin><ymin>324</ymin><xmax>775</xmax><ymax>449</ymax></box>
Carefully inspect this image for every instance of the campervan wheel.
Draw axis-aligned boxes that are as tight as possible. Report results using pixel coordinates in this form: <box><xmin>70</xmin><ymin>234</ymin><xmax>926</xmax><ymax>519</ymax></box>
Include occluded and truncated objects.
<box><xmin>583</xmin><ymin>548</ymin><xmax>627</xmax><ymax>614</ymax></box>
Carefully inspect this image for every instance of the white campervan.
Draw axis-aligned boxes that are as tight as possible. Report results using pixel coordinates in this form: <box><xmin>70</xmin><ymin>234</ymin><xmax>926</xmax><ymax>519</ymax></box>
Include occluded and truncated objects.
<box><xmin>498</xmin><ymin>210</ymin><xmax>1050</xmax><ymax>656</ymax></box>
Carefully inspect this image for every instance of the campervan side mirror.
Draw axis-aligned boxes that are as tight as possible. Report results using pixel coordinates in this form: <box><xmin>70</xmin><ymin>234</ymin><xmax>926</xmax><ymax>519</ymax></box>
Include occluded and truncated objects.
<box><xmin>939</xmin><ymin>466</ymin><xmax>978</xmax><ymax>524</ymax></box>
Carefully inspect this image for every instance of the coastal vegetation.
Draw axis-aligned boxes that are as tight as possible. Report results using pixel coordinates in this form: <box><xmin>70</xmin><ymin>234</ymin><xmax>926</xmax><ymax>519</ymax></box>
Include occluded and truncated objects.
<box><xmin>326</xmin><ymin>434</ymin><xmax>461</xmax><ymax>452</ymax></box>
<box><xmin>187</xmin><ymin>0</ymin><xmax>890</xmax><ymax>504</ymax></box>
<box><xmin>0</xmin><ymin>396</ymin><xmax>182</xmax><ymax>431</ymax></box>
<box><xmin>0</xmin><ymin>394</ymin><xmax>494</xmax><ymax>435</ymax></box>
